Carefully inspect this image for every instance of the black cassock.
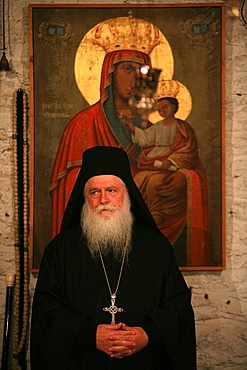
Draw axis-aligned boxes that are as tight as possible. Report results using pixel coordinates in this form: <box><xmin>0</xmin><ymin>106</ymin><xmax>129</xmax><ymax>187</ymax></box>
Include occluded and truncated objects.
<box><xmin>30</xmin><ymin>224</ymin><xmax>196</xmax><ymax>370</ymax></box>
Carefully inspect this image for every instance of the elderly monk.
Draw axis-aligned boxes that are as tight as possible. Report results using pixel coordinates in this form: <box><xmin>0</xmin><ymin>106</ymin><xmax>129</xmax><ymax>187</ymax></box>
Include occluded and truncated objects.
<box><xmin>31</xmin><ymin>146</ymin><xmax>197</xmax><ymax>370</ymax></box>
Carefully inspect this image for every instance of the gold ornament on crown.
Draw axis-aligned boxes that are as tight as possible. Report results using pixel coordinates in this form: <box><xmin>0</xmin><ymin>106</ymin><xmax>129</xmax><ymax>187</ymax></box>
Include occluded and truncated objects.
<box><xmin>93</xmin><ymin>16</ymin><xmax>160</xmax><ymax>55</ymax></box>
<box><xmin>154</xmin><ymin>79</ymin><xmax>180</xmax><ymax>100</ymax></box>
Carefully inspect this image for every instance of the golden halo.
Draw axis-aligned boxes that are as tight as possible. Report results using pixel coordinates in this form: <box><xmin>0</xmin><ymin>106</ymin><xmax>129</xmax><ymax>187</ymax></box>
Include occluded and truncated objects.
<box><xmin>74</xmin><ymin>20</ymin><xmax>174</xmax><ymax>105</ymax></box>
<box><xmin>149</xmin><ymin>79</ymin><xmax>192</xmax><ymax>123</ymax></box>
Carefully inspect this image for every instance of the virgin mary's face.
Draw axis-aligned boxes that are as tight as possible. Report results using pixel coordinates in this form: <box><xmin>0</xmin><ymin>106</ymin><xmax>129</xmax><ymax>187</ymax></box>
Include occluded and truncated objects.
<box><xmin>113</xmin><ymin>61</ymin><xmax>141</xmax><ymax>102</ymax></box>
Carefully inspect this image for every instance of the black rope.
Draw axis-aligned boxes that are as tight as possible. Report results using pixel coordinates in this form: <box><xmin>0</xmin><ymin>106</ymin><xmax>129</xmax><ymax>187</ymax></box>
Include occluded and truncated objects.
<box><xmin>1</xmin><ymin>282</ymin><xmax>14</xmax><ymax>370</ymax></box>
<box><xmin>15</xmin><ymin>88</ymin><xmax>27</xmax><ymax>370</ymax></box>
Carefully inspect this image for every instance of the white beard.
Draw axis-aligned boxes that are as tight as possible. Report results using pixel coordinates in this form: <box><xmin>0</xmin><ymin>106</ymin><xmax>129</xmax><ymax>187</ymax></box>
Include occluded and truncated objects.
<box><xmin>81</xmin><ymin>193</ymin><xmax>133</xmax><ymax>261</ymax></box>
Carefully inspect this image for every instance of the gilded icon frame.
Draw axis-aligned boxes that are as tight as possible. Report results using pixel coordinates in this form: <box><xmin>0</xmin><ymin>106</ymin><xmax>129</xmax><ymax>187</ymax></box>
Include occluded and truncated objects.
<box><xmin>29</xmin><ymin>3</ymin><xmax>225</xmax><ymax>271</ymax></box>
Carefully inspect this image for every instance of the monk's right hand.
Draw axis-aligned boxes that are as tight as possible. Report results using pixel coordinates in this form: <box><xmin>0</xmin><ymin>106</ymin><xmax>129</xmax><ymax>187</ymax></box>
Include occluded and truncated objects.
<box><xmin>96</xmin><ymin>323</ymin><xmax>122</xmax><ymax>356</ymax></box>
<box><xmin>96</xmin><ymin>323</ymin><xmax>135</xmax><ymax>358</ymax></box>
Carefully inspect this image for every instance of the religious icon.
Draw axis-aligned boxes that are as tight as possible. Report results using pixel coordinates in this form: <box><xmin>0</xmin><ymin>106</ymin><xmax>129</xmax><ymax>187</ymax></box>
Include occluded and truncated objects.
<box><xmin>30</xmin><ymin>5</ymin><xmax>225</xmax><ymax>271</ymax></box>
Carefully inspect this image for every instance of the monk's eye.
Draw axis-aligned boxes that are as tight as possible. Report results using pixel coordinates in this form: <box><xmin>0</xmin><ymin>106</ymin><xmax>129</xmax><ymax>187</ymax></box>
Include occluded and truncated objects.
<box><xmin>107</xmin><ymin>188</ymin><xmax>118</xmax><ymax>196</ymax></box>
<box><xmin>108</xmin><ymin>189</ymin><xmax>116</xmax><ymax>193</ymax></box>
<box><xmin>89</xmin><ymin>190</ymin><xmax>100</xmax><ymax>198</ymax></box>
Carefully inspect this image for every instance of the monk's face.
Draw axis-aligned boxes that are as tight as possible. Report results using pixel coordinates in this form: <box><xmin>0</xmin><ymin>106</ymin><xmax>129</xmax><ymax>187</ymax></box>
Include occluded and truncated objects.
<box><xmin>85</xmin><ymin>175</ymin><xmax>126</xmax><ymax>219</ymax></box>
<box><xmin>113</xmin><ymin>61</ymin><xmax>141</xmax><ymax>101</ymax></box>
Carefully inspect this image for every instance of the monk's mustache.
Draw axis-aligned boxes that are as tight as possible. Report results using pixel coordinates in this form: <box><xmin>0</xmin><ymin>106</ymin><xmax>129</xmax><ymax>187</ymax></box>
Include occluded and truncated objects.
<box><xmin>95</xmin><ymin>205</ymin><xmax>118</xmax><ymax>213</ymax></box>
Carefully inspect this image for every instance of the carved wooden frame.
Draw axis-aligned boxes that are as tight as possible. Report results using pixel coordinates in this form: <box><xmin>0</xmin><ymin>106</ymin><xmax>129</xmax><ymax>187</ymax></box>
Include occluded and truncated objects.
<box><xmin>29</xmin><ymin>3</ymin><xmax>225</xmax><ymax>271</ymax></box>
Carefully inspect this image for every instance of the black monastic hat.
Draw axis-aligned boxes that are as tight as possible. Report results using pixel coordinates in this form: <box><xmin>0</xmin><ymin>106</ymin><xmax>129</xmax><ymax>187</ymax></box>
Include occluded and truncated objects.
<box><xmin>60</xmin><ymin>146</ymin><xmax>161</xmax><ymax>235</ymax></box>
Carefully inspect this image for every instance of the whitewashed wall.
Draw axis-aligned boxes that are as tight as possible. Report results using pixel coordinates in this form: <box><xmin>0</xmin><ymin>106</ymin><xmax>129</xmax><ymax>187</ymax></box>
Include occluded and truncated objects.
<box><xmin>0</xmin><ymin>0</ymin><xmax>246</xmax><ymax>369</ymax></box>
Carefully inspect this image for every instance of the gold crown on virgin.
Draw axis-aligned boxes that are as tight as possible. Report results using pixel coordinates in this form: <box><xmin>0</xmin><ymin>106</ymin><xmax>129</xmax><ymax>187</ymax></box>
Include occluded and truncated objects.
<box><xmin>155</xmin><ymin>79</ymin><xmax>180</xmax><ymax>100</ymax></box>
<box><xmin>93</xmin><ymin>16</ymin><xmax>160</xmax><ymax>55</ymax></box>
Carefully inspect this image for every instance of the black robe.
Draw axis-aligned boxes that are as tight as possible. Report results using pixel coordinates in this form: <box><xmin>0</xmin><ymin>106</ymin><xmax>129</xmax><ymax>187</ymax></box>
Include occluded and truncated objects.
<box><xmin>30</xmin><ymin>224</ymin><xmax>196</xmax><ymax>370</ymax></box>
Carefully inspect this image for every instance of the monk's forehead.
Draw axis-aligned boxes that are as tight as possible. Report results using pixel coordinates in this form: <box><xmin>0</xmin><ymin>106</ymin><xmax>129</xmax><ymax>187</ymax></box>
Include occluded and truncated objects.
<box><xmin>86</xmin><ymin>175</ymin><xmax>124</xmax><ymax>189</ymax></box>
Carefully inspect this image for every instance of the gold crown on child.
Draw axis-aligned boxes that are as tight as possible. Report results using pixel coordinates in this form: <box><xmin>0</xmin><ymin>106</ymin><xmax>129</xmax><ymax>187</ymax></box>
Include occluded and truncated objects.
<box><xmin>93</xmin><ymin>16</ymin><xmax>161</xmax><ymax>55</ymax></box>
<box><xmin>155</xmin><ymin>79</ymin><xmax>180</xmax><ymax>100</ymax></box>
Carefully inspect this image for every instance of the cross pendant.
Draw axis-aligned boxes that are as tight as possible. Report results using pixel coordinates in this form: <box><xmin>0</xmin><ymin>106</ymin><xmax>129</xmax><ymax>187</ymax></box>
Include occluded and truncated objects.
<box><xmin>103</xmin><ymin>294</ymin><xmax>123</xmax><ymax>325</ymax></box>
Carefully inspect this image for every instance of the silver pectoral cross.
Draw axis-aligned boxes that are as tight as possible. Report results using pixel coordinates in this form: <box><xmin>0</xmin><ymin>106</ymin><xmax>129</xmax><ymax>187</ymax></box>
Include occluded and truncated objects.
<box><xmin>103</xmin><ymin>294</ymin><xmax>123</xmax><ymax>325</ymax></box>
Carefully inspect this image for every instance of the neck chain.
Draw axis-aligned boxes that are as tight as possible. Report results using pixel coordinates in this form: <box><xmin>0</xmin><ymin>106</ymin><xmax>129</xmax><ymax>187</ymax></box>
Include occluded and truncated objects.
<box><xmin>98</xmin><ymin>246</ymin><xmax>127</xmax><ymax>325</ymax></box>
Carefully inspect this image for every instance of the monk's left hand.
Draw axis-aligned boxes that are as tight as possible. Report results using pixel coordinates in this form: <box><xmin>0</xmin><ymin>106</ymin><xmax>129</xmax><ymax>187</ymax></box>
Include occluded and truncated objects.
<box><xmin>108</xmin><ymin>323</ymin><xmax>149</xmax><ymax>358</ymax></box>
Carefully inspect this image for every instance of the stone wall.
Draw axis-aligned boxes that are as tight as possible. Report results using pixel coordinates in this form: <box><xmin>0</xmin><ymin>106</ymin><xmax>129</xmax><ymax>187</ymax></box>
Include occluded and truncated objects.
<box><xmin>0</xmin><ymin>0</ymin><xmax>246</xmax><ymax>369</ymax></box>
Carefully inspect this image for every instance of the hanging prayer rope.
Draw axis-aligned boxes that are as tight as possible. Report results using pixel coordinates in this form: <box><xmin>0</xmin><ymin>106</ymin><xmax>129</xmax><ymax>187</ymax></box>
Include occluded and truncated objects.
<box><xmin>13</xmin><ymin>89</ymin><xmax>30</xmax><ymax>370</ymax></box>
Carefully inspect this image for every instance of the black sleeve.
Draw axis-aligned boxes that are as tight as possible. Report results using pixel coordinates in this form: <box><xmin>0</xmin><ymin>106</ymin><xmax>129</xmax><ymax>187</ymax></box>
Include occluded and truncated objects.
<box><xmin>30</xmin><ymin>239</ymin><xmax>96</xmax><ymax>369</ymax></box>
<box><xmin>148</xmin><ymin>243</ymin><xmax>197</xmax><ymax>370</ymax></box>
<box><xmin>143</xmin><ymin>318</ymin><xmax>162</xmax><ymax>346</ymax></box>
